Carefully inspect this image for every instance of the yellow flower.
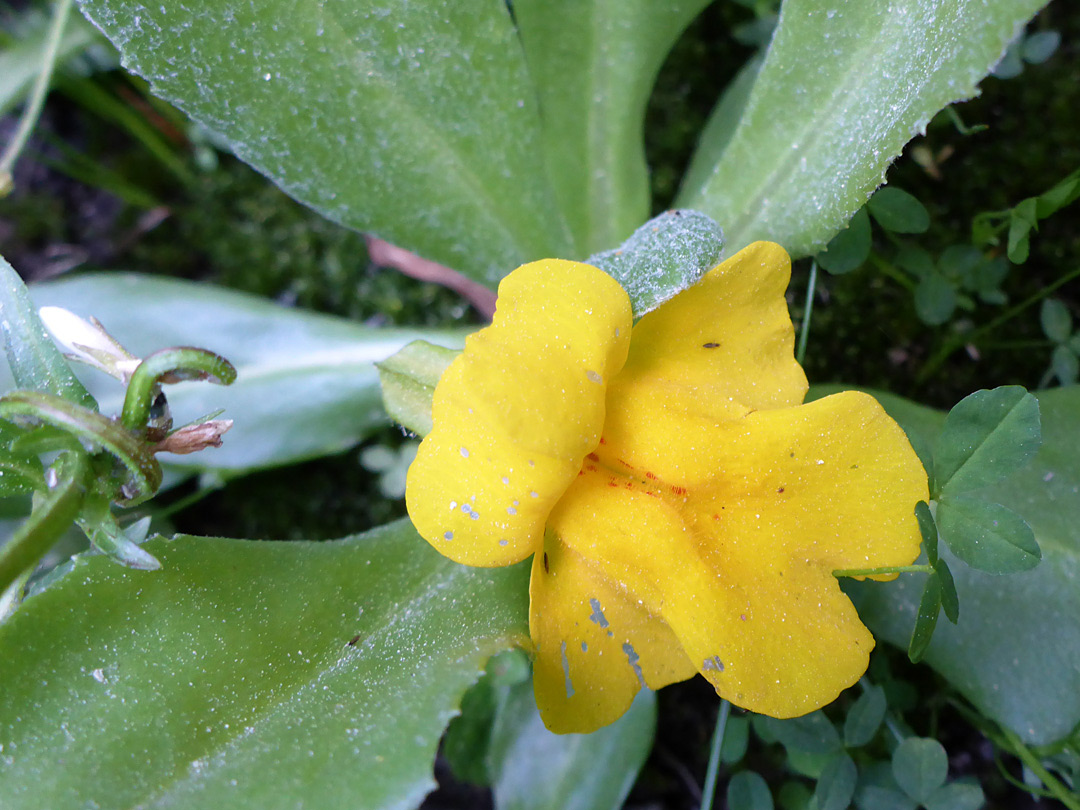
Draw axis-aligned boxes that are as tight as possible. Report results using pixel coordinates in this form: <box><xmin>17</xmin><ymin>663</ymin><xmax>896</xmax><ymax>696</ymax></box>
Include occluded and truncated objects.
<box><xmin>406</xmin><ymin>242</ymin><xmax>928</xmax><ymax>734</ymax></box>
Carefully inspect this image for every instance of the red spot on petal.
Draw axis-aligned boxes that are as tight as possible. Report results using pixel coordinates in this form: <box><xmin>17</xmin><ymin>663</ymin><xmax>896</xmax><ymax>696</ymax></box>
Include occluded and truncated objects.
<box><xmin>586</xmin><ymin>452</ymin><xmax>600</xmax><ymax>462</ymax></box>
<box><xmin>671</xmin><ymin>485</ymin><xmax>687</xmax><ymax>496</ymax></box>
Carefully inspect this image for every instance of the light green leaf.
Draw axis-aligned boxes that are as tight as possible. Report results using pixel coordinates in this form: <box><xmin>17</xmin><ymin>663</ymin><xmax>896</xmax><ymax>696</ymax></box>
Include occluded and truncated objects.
<box><xmin>935</xmin><ymin>495</ymin><xmax>1040</xmax><ymax>574</ymax></box>
<box><xmin>1051</xmin><ymin>345</ymin><xmax>1079</xmax><ymax>385</ymax></box>
<box><xmin>815</xmin><ymin>753</ymin><xmax>858</xmax><ymax>810</ymax></box>
<box><xmin>511</xmin><ymin>0</ymin><xmax>711</xmax><ymax>254</ymax></box>
<box><xmin>844</xmin><ymin>685</ymin><xmax>887</xmax><ymax>748</ymax></box>
<box><xmin>0</xmin><ymin>9</ymin><xmax>103</xmax><ymax>116</ymax></box>
<box><xmin>892</xmin><ymin>738</ymin><xmax>948</xmax><ymax>805</ymax></box>
<box><xmin>25</xmin><ymin>273</ymin><xmax>467</xmax><ymax>472</ymax></box>
<box><xmin>728</xmin><ymin>770</ymin><xmax>774</xmax><ymax>810</ymax></box>
<box><xmin>488</xmin><ymin>680</ymin><xmax>656</xmax><ymax>810</ymax></box>
<box><xmin>0</xmin><ymin>519</ymin><xmax>529</xmax><ymax>809</ymax></box>
<box><xmin>816</xmin><ymin>206</ymin><xmax>871</xmax><ymax>275</ymax></box>
<box><xmin>849</xmin><ymin>386</ymin><xmax>1080</xmax><ymax>745</ymax></box>
<box><xmin>587</xmin><ymin>209</ymin><xmax>724</xmax><ymax>317</ymax></box>
<box><xmin>677</xmin><ymin>0</ymin><xmax>1048</xmax><ymax>257</ymax></box>
<box><xmin>913</xmin><ymin>274</ymin><xmax>957</xmax><ymax>326</ymax></box>
<box><xmin>925</xmin><ymin>781</ymin><xmax>985</xmax><ymax>810</ymax></box>
<box><xmin>760</xmin><ymin>711</ymin><xmax>842</xmax><ymax>755</ymax></box>
<box><xmin>1020</xmin><ymin>30</ymin><xmax>1060</xmax><ymax>64</ymax></box>
<box><xmin>377</xmin><ymin>340</ymin><xmax>461</xmax><ymax>438</ymax></box>
<box><xmin>76</xmin><ymin>0</ymin><xmax>573</xmax><ymax>285</ymax></box>
<box><xmin>0</xmin><ymin>254</ymin><xmax>95</xmax><ymax>410</ymax></box>
<box><xmin>1039</xmin><ymin>298</ymin><xmax>1072</xmax><ymax>343</ymax></box>
<box><xmin>933</xmin><ymin>386</ymin><xmax>1041</xmax><ymax>496</ymax></box>
<box><xmin>867</xmin><ymin>188</ymin><xmax>930</xmax><ymax>234</ymax></box>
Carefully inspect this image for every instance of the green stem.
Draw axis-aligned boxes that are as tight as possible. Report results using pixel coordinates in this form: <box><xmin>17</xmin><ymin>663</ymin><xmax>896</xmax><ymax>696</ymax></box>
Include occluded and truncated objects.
<box><xmin>0</xmin><ymin>451</ymin><xmax>86</xmax><ymax>593</ymax></box>
<box><xmin>869</xmin><ymin>254</ymin><xmax>916</xmax><ymax>292</ymax></box>
<box><xmin>917</xmin><ymin>265</ymin><xmax>1080</xmax><ymax>385</ymax></box>
<box><xmin>796</xmin><ymin>261</ymin><xmax>817</xmax><ymax>366</ymax></box>
<box><xmin>0</xmin><ymin>0</ymin><xmax>74</xmax><ymax>194</ymax></box>
<box><xmin>700</xmin><ymin>699</ymin><xmax>731</xmax><ymax>810</ymax></box>
<box><xmin>122</xmin><ymin>347</ymin><xmax>236</xmax><ymax>431</ymax></box>
<box><xmin>999</xmin><ymin>727</ymin><xmax>1080</xmax><ymax>810</ymax></box>
<box><xmin>833</xmin><ymin>564</ymin><xmax>933</xmax><ymax>578</ymax></box>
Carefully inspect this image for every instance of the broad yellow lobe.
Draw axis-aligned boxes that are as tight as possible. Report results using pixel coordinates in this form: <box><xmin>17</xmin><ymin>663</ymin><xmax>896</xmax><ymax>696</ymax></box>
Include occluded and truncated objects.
<box><xmin>406</xmin><ymin>259</ymin><xmax>632</xmax><ymax>567</ymax></box>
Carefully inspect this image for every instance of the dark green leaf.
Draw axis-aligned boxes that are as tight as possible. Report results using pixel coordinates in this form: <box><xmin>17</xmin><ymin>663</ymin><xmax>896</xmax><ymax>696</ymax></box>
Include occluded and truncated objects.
<box><xmin>0</xmin><ymin>520</ymin><xmax>529</xmax><ymax>809</ymax></box>
<box><xmin>26</xmin><ymin>273</ymin><xmax>467</xmax><ymax>472</ymax></box>
<box><xmin>1007</xmin><ymin>199</ymin><xmax>1038</xmax><ymax>263</ymax></box>
<box><xmin>0</xmin><ymin>256</ymin><xmax>95</xmax><ymax>410</ymax></box>
<box><xmin>1040</xmin><ymin>299</ymin><xmax>1072</xmax><ymax>343</ymax></box>
<box><xmin>854</xmin><ymin>760</ymin><xmax>918</xmax><ymax>810</ymax></box>
<box><xmin>815</xmin><ymin>753</ymin><xmax>858</xmax><ymax>810</ymax></box>
<box><xmin>868</xmin><ymin>188</ymin><xmax>930</xmax><ymax>234</ymax></box>
<box><xmin>487</xmin><ymin>680</ymin><xmax>656</xmax><ymax>810</ymax></box>
<box><xmin>936</xmin><ymin>495</ymin><xmax>1040</xmax><ymax>574</ymax></box>
<box><xmin>722</xmin><ymin>714</ymin><xmax>751</xmax><ymax>764</ymax></box>
<box><xmin>1020</xmin><ymin>30</ymin><xmax>1060</xmax><ymax>64</ymax></box>
<box><xmin>908</xmin><ymin>572</ymin><xmax>941</xmax><ymax>662</ymax></box>
<box><xmin>933</xmin><ymin>386</ymin><xmax>1041</xmax><ymax>496</ymax></box>
<box><xmin>777</xmin><ymin>781</ymin><xmax>812</xmax><ymax>810</ymax></box>
<box><xmin>77</xmin><ymin>0</ymin><xmax>573</xmax><ymax>284</ymax></box>
<box><xmin>727</xmin><ymin>770</ymin><xmax>774</xmax><ymax>810</ymax></box>
<box><xmin>895</xmin><ymin>245</ymin><xmax>936</xmax><ymax>279</ymax></box>
<box><xmin>1051</xmin><ymin>345</ymin><xmax>1079</xmax><ymax>385</ymax></box>
<box><xmin>892</xmin><ymin>738</ymin><xmax>948</xmax><ymax>804</ymax></box>
<box><xmin>817</xmin><ymin>208</ymin><xmax>872</xmax><ymax>275</ymax></box>
<box><xmin>586</xmin><ymin>210</ymin><xmax>724</xmax><ymax>316</ymax></box>
<box><xmin>846</xmin><ymin>386</ymin><xmax>1080</xmax><ymax>745</ymax></box>
<box><xmin>938</xmin><ymin>244</ymin><xmax>983</xmax><ymax>284</ymax></box>
<box><xmin>760</xmin><ymin>711</ymin><xmax>842</xmax><ymax>755</ymax></box>
<box><xmin>511</xmin><ymin>0</ymin><xmax>711</xmax><ymax>255</ymax></box>
<box><xmin>935</xmin><ymin>559</ymin><xmax>960</xmax><ymax>624</ymax></box>
<box><xmin>915</xmin><ymin>500</ymin><xmax>938</xmax><ymax>565</ymax></box>
<box><xmin>925</xmin><ymin>781</ymin><xmax>985</xmax><ymax>810</ymax></box>
<box><xmin>914</xmin><ymin>273</ymin><xmax>957</xmax><ymax>326</ymax></box>
<box><xmin>844</xmin><ymin>685</ymin><xmax>887</xmax><ymax>747</ymax></box>
<box><xmin>969</xmin><ymin>256</ymin><xmax>1009</xmax><ymax>294</ymax></box>
<box><xmin>377</xmin><ymin>340</ymin><xmax>460</xmax><ymax>438</ymax></box>
<box><xmin>677</xmin><ymin>0</ymin><xmax>1045</xmax><ymax>256</ymax></box>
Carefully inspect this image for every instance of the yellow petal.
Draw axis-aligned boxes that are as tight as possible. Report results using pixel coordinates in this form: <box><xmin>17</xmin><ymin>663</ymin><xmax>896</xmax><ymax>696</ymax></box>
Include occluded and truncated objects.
<box><xmin>551</xmin><ymin>391</ymin><xmax>926</xmax><ymax>717</ymax></box>
<box><xmin>406</xmin><ymin>259</ymin><xmax>632</xmax><ymax>567</ymax></box>
<box><xmin>601</xmin><ymin>242</ymin><xmax>808</xmax><ymax>484</ymax></box>
<box><xmin>530</xmin><ymin>529</ymin><xmax>696</xmax><ymax>734</ymax></box>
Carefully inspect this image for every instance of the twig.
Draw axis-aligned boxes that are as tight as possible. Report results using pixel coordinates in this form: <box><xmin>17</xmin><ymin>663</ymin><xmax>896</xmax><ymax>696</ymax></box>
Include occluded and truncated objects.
<box><xmin>365</xmin><ymin>235</ymin><xmax>497</xmax><ymax>319</ymax></box>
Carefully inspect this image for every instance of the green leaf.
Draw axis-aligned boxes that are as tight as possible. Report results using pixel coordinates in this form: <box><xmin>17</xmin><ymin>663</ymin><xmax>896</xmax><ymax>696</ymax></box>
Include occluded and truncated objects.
<box><xmin>913</xmin><ymin>273</ymin><xmax>957</xmax><ymax>326</ymax></box>
<box><xmin>1051</xmin><ymin>345</ymin><xmax>1079</xmax><ymax>385</ymax></box>
<box><xmin>586</xmin><ymin>210</ymin><xmax>725</xmax><ymax>317</ymax></box>
<box><xmin>935</xmin><ymin>559</ymin><xmax>960</xmax><ymax>624</ymax></box>
<box><xmin>816</xmin><ymin>207</ymin><xmax>871</xmax><ymax>275</ymax></box>
<box><xmin>891</xmin><ymin>738</ymin><xmax>948</xmax><ymax>805</ymax></box>
<box><xmin>815</xmin><ymin>753</ymin><xmax>858</xmax><ymax>810</ymax></box>
<box><xmin>0</xmin><ymin>519</ymin><xmax>529</xmax><ymax>809</ymax></box>
<box><xmin>895</xmin><ymin>246</ymin><xmax>936</xmax><ymax>279</ymax></box>
<box><xmin>76</xmin><ymin>0</ymin><xmax>573</xmax><ymax>285</ymax></box>
<box><xmin>936</xmin><ymin>495</ymin><xmax>1040</xmax><ymax>574</ymax></box>
<box><xmin>908</xmin><ymin>571</ymin><xmax>941</xmax><ymax>662</ymax></box>
<box><xmin>844</xmin><ymin>685</ymin><xmax>887</xmax><ymax>747</ymax></box>
<box><xmin>915</xmin><ymin>500</ymin><xmax>938</xmax><ymax>565</ymax></box>
<box><xmin>760</xmin><ymin>710</ymin><xmax>842</xmax><ymax>755</ymax></box>
<box><xmin>933</xmin><ymin>386</ymin><xmax>1041</xmax><ymax>496</ymax></box>
<box><xmin>1020</xmin><ymin>29</ymin><xmax>1060</xmax><ymax>64</ymax></box>
<box><xmin>847</xmin><ymin>386</ymin><xmax>1080</xmax><ymax>745</ymax></box>
<box><xmin>24</xmin><ymin>273</ymin><xmax>466</xmax><ymax>472</ymax></box>
<box><xmin>1007</xmin><ymin>198</ymin><xmax>1038</xmax><ymax>263</ymax></box>
<box><xmin>924</xmin><ymin>781</ymin><xmax>985</xmax><ymax>810</ymax></box>
<box><xmin>1036</xmin><ymin>171</ymin><xmax>1080</xmax><ymax>218</ymax></box>
<box><xmin>727</xmin><ymin>770</ymin><xmax>774</xmax><ymax>810</ymax></box>
<box><xmin>511</xmin><ymin>0</ymin><xmax>711</xmax><ymax>254</ymax></box>
<box><xmin>722</xmin><ymin>714</ymin><xmax>751</xmax><ymax>764</ymax></box>
<box><xmin>377</xmin><ymin>340</ymin><xmax>460</xmax><ymax>438</ymax></box>
<box><xmin>487</xmin><ymin>680</ymin><xmax>656</xmax><ymax>810</ymax></box>
<box><xmin>854</xmin><ymin>761</ymin><xmax>918</xmax><ymax>810</ymax></box>
<box><xmin>867</xmin><ymin>188</ymin><xmax>930</xmax><ymax>234</ymax></box>
<box><xmin>0</xmin><ymin>255</ymin><xmax>95</xmax><ymax>410</ymax></box>
<box><xmin>1040</xmin><ymin>299</ymin><xmax>1072</xmax><ymax>343</ymax></box>
<box><xmin>677</xmin><ymin>0</ymin><xmax>1046</xmax><ymax>256</ymax></box>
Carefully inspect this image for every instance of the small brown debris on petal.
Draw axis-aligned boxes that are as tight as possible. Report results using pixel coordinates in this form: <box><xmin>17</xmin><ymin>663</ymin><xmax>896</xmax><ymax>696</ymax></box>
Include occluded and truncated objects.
<box><xmin>153</xmin><ymin>419</ymin><xmax>233</xmax><ymax>455</ymax></box>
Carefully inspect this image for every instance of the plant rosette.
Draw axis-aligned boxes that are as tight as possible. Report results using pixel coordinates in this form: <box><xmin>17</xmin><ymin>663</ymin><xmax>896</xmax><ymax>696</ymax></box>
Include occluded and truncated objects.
<box><xmin>406</xmin><ymin>242</ymin><xmax>928</xmax><ymax>733</ymax></box>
